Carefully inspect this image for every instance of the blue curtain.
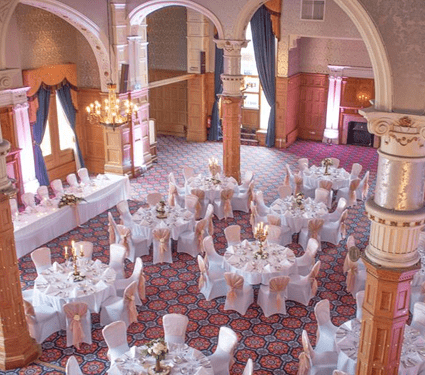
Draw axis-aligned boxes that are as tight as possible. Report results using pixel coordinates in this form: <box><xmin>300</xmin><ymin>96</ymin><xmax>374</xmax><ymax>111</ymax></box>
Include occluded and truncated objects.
<box><xmin>33</xmin><ymin>87</ymin><xmax>51</xmax><ymax>185</ymax></box>
<box><xmin>57</xmin><ymin>84</ymin><xmax>85</xmax><ymax>167</ymax></box>
<box><xmin>208</xmin><ymin>42</ymin><xmax>224</xmax><ymax>141</ymax></box>
<box><xmin>250</xmin><ymin>5</ymin><xmax>276</xmax><ymax>147</ymax></box>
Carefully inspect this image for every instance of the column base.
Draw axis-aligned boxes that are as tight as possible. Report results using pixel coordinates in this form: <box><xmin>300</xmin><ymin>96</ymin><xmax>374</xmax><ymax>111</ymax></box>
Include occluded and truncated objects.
<box><xmin>0</xmin><ymin>336</ymin><xmax>41</xmax><ymax>370</ymax></box>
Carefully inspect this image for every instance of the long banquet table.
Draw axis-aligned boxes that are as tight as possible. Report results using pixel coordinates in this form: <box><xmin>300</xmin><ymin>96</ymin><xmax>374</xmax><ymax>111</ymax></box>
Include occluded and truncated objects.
<box><xmin>14</xmin><ymin>174</ymin><xmax>130</xmax><ymax>258</ymax></box>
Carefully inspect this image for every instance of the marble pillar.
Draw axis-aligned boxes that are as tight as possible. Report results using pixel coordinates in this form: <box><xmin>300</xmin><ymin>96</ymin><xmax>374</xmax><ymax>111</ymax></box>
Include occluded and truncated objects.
<box><xmin>356</xmin><ymin>109</ymin><xmax>425</xmax><ymax>374</ymax></box>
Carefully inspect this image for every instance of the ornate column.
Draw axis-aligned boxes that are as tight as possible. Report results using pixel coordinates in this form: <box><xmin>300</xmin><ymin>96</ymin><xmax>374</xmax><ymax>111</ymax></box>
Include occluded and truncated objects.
<box><xmin>356</xmin><ymin>110</ymin><xmax>425</xmax><ymax>374</ymax></box>
<box><xmin>215</xmin><ymin>39</ymin><xmax>248</xmax><ymax>183</ymax></box>
<box><xmin>323</xmin><ymin>66</ymin><xmax>343</xmax><ymax>144</ymax></box>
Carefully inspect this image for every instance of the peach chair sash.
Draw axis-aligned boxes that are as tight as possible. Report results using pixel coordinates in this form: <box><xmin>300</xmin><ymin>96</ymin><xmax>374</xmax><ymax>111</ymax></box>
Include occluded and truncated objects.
<box><xmin>339</xmin><ymin>210</ymin><xmax>348</xmax><ymax>239</ymax></box>
<box><xmin>168</xmin><ymin>183</ymin><xmax>178</xmax><ymax>207</ymax></box>
<box><xmin>343</xmin><ymin>235</ymin><xmax>356</xmax><ymax>273</ymax></box>
<box><xmin>153</xmin><ymin>228</ymin><xmax>171</xmax><ymax>263</ymax></box>
<box><xmin>319</xmin><ymin>180</ymin><xmax>332</xmax><ymax>191</ymax></box>
<box><xmin>249</xmin><ymin>202</ymin><xmax>258</xmax><ymax>229</ymax></box>
<box><xmin>224</xmin><ymin>273</ymin><xmax>244</xmax><ymax>303</ymax></box>
<box><xmin>269</xmin><ymin>276</ymin><xmax>290</xmax><ymax>310</ymax></box>
<box><xmin>308</xmin><ymin>219</ymin><xmax>324</xmax><ymax>240</ymax></box>
<box><xmin>207</xmin><ymin>214</ymin><xmax>214</xmax><ymax>235</ymax></box>
<box><xmin>197</xmin><ymin>255</ymin><xmax>208</xmax><ymax>290</ymax></box>
<box><xmin>64</xmin><ymin>303</ymin><xmax>88</xmax><ymax>349</ymax></box>
<box><xmin>195</xmin><ymin>220</ymin><xmax>207</xmax><ymax>254</ymax></box>
<box><xmin>23</xmin><ymin>299</ymin><xmax>35</xmax><ymax>318</ymax></box>
<box><xmin>267</xmin><ymin>214</ymin><xmax>281</xmax><ymax>227</ymax></box>
<box><xmin>421</xmin><ymin>282</ymin><xmax>425</xmax><ymax>295</ymax></box>
<box><xmin>294</xmin><ymin>173</ymin><xmax>303</xmax><ymax>195</ymax></box>
<box><xmin>297</xmin><ymin>352</ymin><xmax>311</xmax><ymax>375</ymax></box>
<box><xmin>247</xmin><ymin>182</ymin><xmax>255</xmax><ymax>208</ymax></box>
<box><xmin>23</xmin><ymin>300</ymin><xmax>36</xmax><ymax>338</ymax></box>
<box><xmin>221</xmin><ymin>189</ymin><xmax>234</xmax><ymax>219</ymax></box>
<box><xmin>309</xmin><ymin>261</ymin><xmax>321</xmax><ymax>296</ymax></box>
<box><xmin>190</xmin><ymin>189</ymin><xmax>204</xmax><ymax>218</ymax></box>
<box><xmin>362</xmin><ymin>172</ymin><xmax>370</xmax><ymax>200</ymax></box>
<box><xmin>349</xmin><ymin>178</ymin><xmax>361</xmax><ymax>204</ymax></box>
<box><xmin>124</xmin><ymin>282</ymin><xmax>138</xmax><ymax>325</ymax></box>
<box><xmin>345</xmin><ymin>261</ymin><xmax>358</xmax><ymax>294</ymax></box>
<box><xmin>138</xmin><ymin>272</ymin><xmax>146</xmax><ymax>300</ymax></box>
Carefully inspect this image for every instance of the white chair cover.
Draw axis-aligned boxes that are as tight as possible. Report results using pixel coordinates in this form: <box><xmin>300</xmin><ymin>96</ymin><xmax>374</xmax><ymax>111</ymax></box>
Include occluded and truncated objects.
<box><xmin>224</xmin><ymin>272</ymin><xmax>254</xmax><ymax>315</ymax></box>
<box><xmin>356</xmin><ymin>171</ymin><xmax>370</xmax><ymax>201</ymax></box>
<box><xmin>278</xmin><ymin>185</ymin><xmax>292</xmax><ymax>199</ymax></box>
<box><xmin>108</xmin><ymin>212</ymin><xmax>131</xmax><ymax>256</ymax></box>
<box><xmin>411</xmin><ymin>302</ymin><xmax>425</xmax><ymax>336</ymax></box>
<box><xmin>298</xmin><ymin>158</ymin><xmax>309</xmax><ymax>171</ymax></box>
<box><xmin>37</xmin><ymin>185</ymin><xmax>50</xmax><ymax>202</ymax></box>
<box><xmin>314</xmin><ymin>187</ymin><xmax>330</xmax><ymax>207</ymax></box>
<box><xmin>299</xmin><ymin>218</ymin><xmax>324</xmax><ymax>251</ymax></box>
<box><xmin>182</xmin><ymin>166</ymin><xmax>195</xmax><ymax>182</ymax></box>
<box><xmin>163</xmin><ymin>313</ymin><xmax>189</xmax><ymax>344</ymax></box>
<box><xmin>177</xmin><ymin>219</ymin><xmax>207</xmax><ymax>257</ymax></box>
<box><xmin>258</xmin><ymin>276</ymin><xmax>290</xmax><ymax>317</ymax></box>
<box><xmin>74</xmin><ymin>241</ymin><xmax>93</xmax><ymax>259</ymax></box>
<box><xmin>207</xmin><ymin>326</ymin><xmax>238</xmax><ymax>375</ymax></box>
<box><xmin>267</xmin><ymin>225</ymin><xmax>282</xmax><ymax>244</ymax></box>
<box><xmin>321</xmin><ymin>209</ymin><xmax>348</xmax><ymax>245</ymax></box>
<box><xmin>240</xmin><ymin>171</ymin><xmax>254</xmax><ymax>192</ymax></box>
<box><xmin>197</xmin><ymin>255</ymin><xmax>227</xmax><ymax>301</ymax></box>
<box><xmin>213</xmin><ymin>188</ymin><xmax>234</xmax><ymax>220</ymax></box>
<box><xmin>287</xmin><ymin>261</ymin><xmax>321</xmax><ymax>306</ymax></box>
<box><xmin>294</xmin><ymin>173</ymin><xmax>303</xmax><ymax>195</ymax></box>
<box><xmin>147</xmin><ymin>192</ymin><xmax>163</xmax><ymax>207</ymax></box>
<box><xmin>114</xmin><ymin>257</ymin><xmax>145</xmax><ymax>305</ymax></box>
<box><xmin>67</xmin><ymin>173</ymin><xmax>79</xmax><ymax>188</ymax></box>
<box><xmin>328</xmin><ymin>198</ymin><xmax>347</xmax><ymax>222</ymax></box>
<box><xmin>102</xmin><ymin>320</ymin><xmax>130</xmax><ymax>364</ymax></box>
<box><xmin>336</xmin><ymin>178</ymin><xmax>360</xmax><ymax>207</ymax></box>
<box><xmin>203</xmin><ymin>235</ymin><xmax>225</xmax><ymax>272</ymax></box>
<box><xmin>209</xmin><ymin>163</ymin><xmax>222</xmax><ymax>176</ymax></box>
<box><xmin>185</xmin><ymin>194</ymin><xmax>201</xmax><ymax>219</ymax></box>
<box><xmin>231</xmin><ymin>181</ymin><xmax>254</xmax><ymax>213</ymax></box>
<box><xmin>314</xmin><ymin>299</ymin><xmax>338</xmax><ymax>353</ymax></box>
<box><xmin>77</xmin><ymin>168</ymin><xmax>91</xmax><ymax>185</ymax></box>
<box><xmin>350</xmin><ymin>163</ymin><xmax>362</xmax><ymax>179</ymax></box>
<box><xmin>63</xmin><ymin>302</ymin><xmax>92</xmax><ymax>349</ymax></box>
<box><xmin>204</xmin><ymin>203</ymin><xmax>215</xmax><ymax>236</ymax></box>
<box><xmin>66</xmin><ymin>356</ymin><xmax>84</xmax><ymax>375</ymax></box>
<box><xmin>152</xmin><ymin>227</ymin><xmax>172</xmax><ymax>264</ymax></box>
<box><xmin>191</xmin><ymin>188</ymin><xmax>208</xmax><ymax>219</ymax></box>
<box><xmin>22</xmin><ymin>192</ymin><xmax>36</xmax><ymax>208</ymax></box>
<box><xmin>51</xmin><ymin>179</ymin><xmax>64</xmax><ymax>198</ymax></box>
<box><xmin>333</xmin><ymin>371</ymin><xmax>350</xmax><ymax>375</ymax></box>
<box><xmin>294</xmin><ymin>238</ymin><xmax>319</xmax><ymax>276</ymax></box>
<box><xmin>242</xmin><ymin>358</ymin><xmax>254</xmax><ymax>375</ymax></box>
<box><xmin>109</xmin><ymin>243</ymin><xmax>127</xmax><ymax>279</ymax></box>
<box><xmin>254</xmin><ymin>190</ymin><xmax>271</xmax><ymax>217</ymax></box>
<box><xmin>356</xmin><ymin>290</ymin><xmax>364</xmax><ymax>321</ymax></box>
<box><xmin>31</xmin><ymin>247</ymin><xmax>52</xmax><ymax>275</ymax></box>
<box><xmin>224</xmin><ymin>225</ymin><xmax>241</xmax><ymax>247</ymax></box>
<box><xmin>330</xmin><ymin>158</ymin><xmax>340</xmax><ymax>168</ymax></box>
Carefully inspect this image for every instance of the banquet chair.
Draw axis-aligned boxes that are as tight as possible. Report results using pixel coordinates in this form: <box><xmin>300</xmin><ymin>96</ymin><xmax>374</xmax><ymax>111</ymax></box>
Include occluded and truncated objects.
<box><xmin>257</xmin><ymin>276</ymin><xmax>290</xmax><ymax>317</ymax></box>
<box><xmin>146</xmin><ymin>192</ymin><xmax>163</xmax><ymax>207</ymax></box>
<box><xmin>197</xmin><ymin>255</ymin><xmax>227</xmax><ymax>301</ymax></box>
<box><xmin>185</xmin><ymin>194</ymin><xmax>202</xmax><ymax>219</ymax></box>
<box><xmin>31</xmin><ymin>247</ymin><xmax>52</xmax><ymax>275</ymax></box>
<box><xmin>115</xmin><ymin>257</ymin><xmax>145</xmax><ymax>305</ymax></box>
<box><xmin>23</xmin><ymin>299</ymin><xmax>61</xmax><ymax>343</ymax></box>
<box><xmin>182</xmin><ymin>166</ymin><xmax>195</xmax><ymax>182</ymax></box>
<box><xmin>294</xmin><ymin>172</ymin><xmax>304</xmax><ymax>195</ymax></box>
<box><xmin>267</xmin><ymin>225</ymin><xmax>282</xmax><ymax>245</ymax></box>
<box><xmin>51</xmin><ymin>179</ymin><xmax>64</xmax><ymax>198</ymax></box>
<box><xmin>329</xmin><ymin>158</ymin><xmax>340</xmax><ymax>168</ymax></box>
<box><xmin>343</xmin><ymin>242</ymin><xmax>366</xmax><ymax>298</ymax></box>
<box><xmin>314</xmin><ymin>188</ymin><xmax>330</xmax><ymax>207</ymax></box>
<box><xmin>224</xmin><ymin>272</ymin><xmax>254</xmax><ymax>315</ymax></box>
<box><xmin>100</xmin><ymin>281</ymin><xmax>139</xmax><ymax>327</ymax></box>
<box><xmin>63</xmin><ymin>302</ymin><xmax>92</xmax><ymax>349</ymax></box>
<box><xmin>336</xmin><ymin>178</ymin><xmax>360</xmax><ymax>207</ymax></box>
<box><xmin>314</xmin><ymin>299</ymin><xmax>338</xmax><ymax>353</ymax></box>
<box><xmin>297</xmin><ymin>330</ymin><xmax>338</xmax><ymax>375</ymax></box>
<box><xmin>242</xmin><ymin>358</ymin><xmax>254</xmax><ymax>375</ymax></box>
<box><xmin>108</xmin><ymin>212</ymin><xmax>130</xmax><ymax>248</ymax></box>
<box><xmin>299</xmin><ymin>219</ymin><xmax>324</xmax><ymax>251</ymax></box>
<box><xmin>102</xmin><ymin>320</ymin><xmax>130</xmax><ymax>364</ymax></box>
<box><xmin>285</xmin><ymin>164</ymin><xmax>295</xmax><ymax>191</ymax></box>
<box><xmin>321</xmin><ymin>209</ymin><xmax>348</xmax><ymax>246</ymax></box>
<box><xmin>254</xmin><ymin>190</ymin><xmax>271</xmax><ymax>217</ymax></box>
<box><xmin>168</xmin><ymin>182</ymin><xmax>185</xmax><ymax>207</ymax></box>
<box><xmin>191</xmin><ymin>188</ymin><xmax>209</xmax><ymax>218</ymax></box>
<box><xmin>231</xmin><ymin>181</ymin><xmax>254</xmax><ymax>213</ymax></box>
<box><xmin>318</xmin><ymin>180</ymin><xmax>333</xmax><ymax>207</ymax></box>
<box><xmin>298</xmin><ymin>158</ymin><xmax>309</xmax><ymax>171</ymax></box>
<box><xmin>9</xmin><ymin>198</ymin><xmax>18</xmax><ymax>216</ymax></box>
<box><xmin>278</xmin><ymin>185</ymin><xmax>292</xmax><ymax>199</ymax></box>
<box><xmin>356</xmin><ymin>290</ymin><xmax>364</xmax><ymax>321</ymax></box>
<box><xmin>77</xmin><ymin>168</ymin><xmax>91</xmax><ymax>185</ymax></box>
<box><xmin>327</xmin><ymin>198</ymin><xmax>347</xmax><ymax>222</ymax></box>
<box><xmin>66</xmin><ymin>356</ymin><xmax>84</xmax><ymax>375</ymax></box>
<box><xmin>116</xmin><ymin>201</ymin><xmax>149</xmax><ymax>260</ymax></box>
<box><xmin>294</xmin><ymin>238</ymin><xmax>320</xmax><ymax>276</ymax></box>
<box><xmin>239</xmin><ymin>171</ymin><xmax>254</xmax><ymax>193</ymax></box>
<box><xmin>267</xmin><ymin>214</ymin><xmax>292</xmax><ymax>246</ymax></box>
<box><xmin>207</xmin><ymin>326</ymin><xmax>239</xmax><ymax>375</ymax></box>
<box><xmin>163</xmin><ymin>313</ymin><xmax>189</xmax><ymax>344</ymax></box>
<box><xmin>22</xmin><ymin>192</ymin><xmax>36</xmax><ymax>210</ymax></box>
<box><xmin>213</xmin><ymin>188</ymin><xmax>234</xmax><ymax>220</ymax></box>
<box><xmin>168</xmin><ymin>172</ymin><xmax>186</xmax><ymax>195</ymax></box>
<box><xmin>66</xmin><ymin>173</ymin><xmax>79</xmax><ymax>188</ymax></box>
<box><xmin>177</xmin><ymin>219</ymin><xmax>207</xmax><ymax>257</ymax></box>
<box><xmin>152</xmin><ymin>227</ymin><xmax>172</xmax><ymax>264</ymax></box>
<box><xmin>287</xmin><ymin>261</ymin><xmax>321</xmax><ymax>306</ymax></box>
<box><xmin>37</xmin><ymin>185</ymin><xmax>50</xmax><ymax>204</ymax></box>
<box><xmin>22</xmin><ymin>289</ymin><xmax>35</xmax><ymax>305</ymax></box>
<box><xmin>411</xmin><ymin>302</ymin><xmax>425</xmax><ymax>336</ymax></box>
<box><xmin>109</xmin><ymin>243</ymin><xmax>127</xmax><ymax>279</ymax></box>
<box><xmin>356</xmin><ymin>171</ymin><xmax>370</xmax><ymax>201</ymax></box>
<box><xmin>203</xmin><ymin>235</ymin><xmax>225</xmax><ymax>272</ymax></box>
<box><xmin>204</xmin><ymin>203</ymin><xmax>215</xmax><ymax>236</ymax></box>
<box><xmin>224</xmin><ymin>225</ymin><xmax>241</xmax><ymax>247</ymax></box>
<box><xmin>250</xmin><ymin>201</ymin><xmax>268</xmax><ymax>232</ymax></box>
<box><xmin>74</xmin><ymin>241</ymin><xmax>93</xmax><ymax>259</ymax></box>
<box><xmin>350</xmin><ymin>163</ymin><xmax>363</xmax><ymax>180</ymax></box>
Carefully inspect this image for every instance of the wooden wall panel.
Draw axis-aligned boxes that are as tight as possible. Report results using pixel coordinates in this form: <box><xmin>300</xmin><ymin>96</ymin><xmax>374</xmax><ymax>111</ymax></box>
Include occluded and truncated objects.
<box><xmin>340</xmin><ymin>77</ymin><xmax>375</xmax><ymax>109</ymax></box>
<box><xmin>242</xmin><ymin>109</ymin><xmax>259</xmax><ymax>129</ymax></box>
<box><xmin>187</xmin><ymin>75</ymin><xmax>207</xmax><ymax>142</ymax></box>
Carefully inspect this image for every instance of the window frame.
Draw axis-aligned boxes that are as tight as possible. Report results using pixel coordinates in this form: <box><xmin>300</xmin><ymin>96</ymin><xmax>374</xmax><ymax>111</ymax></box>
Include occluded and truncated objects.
<box><xmin>300</xmin><ymin>0</ymin><xmax>326</xmax><ymax>21</ymax></box>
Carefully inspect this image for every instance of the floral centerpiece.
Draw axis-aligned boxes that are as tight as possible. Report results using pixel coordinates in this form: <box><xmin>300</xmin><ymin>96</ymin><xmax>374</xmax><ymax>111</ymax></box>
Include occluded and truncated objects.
<box><xmin>156</xmin><ymin>200</ymin><xmax>167</xmax><ymax>219</ymax></box>
<box><xmin>322</xmin><ymin>158</ymin><xmax>333</xmax><ymax>175</ymax></box>
<box><xmin>294</xmin><ymin>192</ymin><xmax>305</xmax><ymax>210</ymax></box>
<box><xmin>142</xmin><ymin>338</ymin><xmax>170</xmax><ymax>375</ymax></box>
<box><xmin>57</xmin><ymin>194</ymin><xmax>86</xmax><ymax>208</ymax></box>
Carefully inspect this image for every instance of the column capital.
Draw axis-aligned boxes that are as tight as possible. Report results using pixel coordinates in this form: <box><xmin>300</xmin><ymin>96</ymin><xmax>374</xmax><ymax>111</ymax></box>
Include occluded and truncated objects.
<box><xmin>214</xmin><ymin>39</ymin><xmax>249</xmax><ymax>55</ymax></box>
<box><xmin>360</xmin><ymin>108</ymin><xmax>425</xmax><ymax>157</ymax></box>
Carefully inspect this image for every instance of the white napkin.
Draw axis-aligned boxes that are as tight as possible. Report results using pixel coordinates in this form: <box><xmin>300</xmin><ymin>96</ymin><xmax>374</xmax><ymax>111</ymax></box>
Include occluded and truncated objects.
<box><xmin>70</xmin><ymin>288</ymin><xmax>79</xmax><ymax>298</ymax></box>
<box><xmin>284</xmin><ymin>210</ymin><xmax>292</xmax><ymax>217</ymax></box>
<box><xmin>93</xmin><ymin>259</ymin><xmax>102</xmax><ymax>270</ymax></box>
<box><xmin>183</xmin><ymin>211</ymin><xmax>193</xmax><ymax>220</ymax></box>
<box><xmin>45</xmin><ymin>284</ymin><xmax>57</xmax><ymax>295</ymax></box>
<box><xmin>317</xmin><ymin>208</ymin><xmax>328</xmax><ymax>215</ymax></box>
<box><xmin>129</xmin><ymin>346</ymin><xmax>138</xmax><ymax>358</ymax></box>
<box><xmin>264</xmin><ymin>264</ymin><xmax>273</xmax><ymax>273</ymax></box>
<box><xmin>241</xmin><ymin>239</ymin><xmax>249</xmax><ymax>248</ymax></box>
<box><xmin>96</xmin><ymin>280</ymin><xmax>109</xmax><ymax>290</ymax></box>
<box><xmin>52</xmin><ymin>261</ymin><xmax>63</xmax><ymax>272</ymax></box>
<box><xmin>227</xmin><ymin>254</ymin><xmax>241</xmax><ymax>265</ymax></box>
<box><xmin>140</xmin><ymin>219</ymin><xmax>150</xmax><ymax>226</ymax></box>
<box><xmin>102</xmin><ymin>268</ymin><xmax>115</xmax><ymax>280</ymax></box>
<box><xmin>226</xmin><ymin>246</ymin><xmax>235</xmax><ymax>254</ymax></box>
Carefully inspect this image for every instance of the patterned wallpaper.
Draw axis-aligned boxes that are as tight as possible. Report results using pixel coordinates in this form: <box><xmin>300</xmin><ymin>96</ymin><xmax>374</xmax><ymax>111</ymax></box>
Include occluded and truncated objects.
<box><xmin>297</xmin><ymin>37</ymin><xmax>372</xmax><ymax>74</ymax></box>
<box><xmin>13</xmin><ymin>4</ymin><xmax>100</xmax><ymax>88</ymax></box>
<box><xmin>147</xmin><ymin>6</ymin><xmax>187</xmax><ymax>72</ymax></box>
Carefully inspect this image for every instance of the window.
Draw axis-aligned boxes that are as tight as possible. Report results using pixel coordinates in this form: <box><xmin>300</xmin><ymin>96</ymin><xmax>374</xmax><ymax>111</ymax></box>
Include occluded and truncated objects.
<box><xmin>301</xmin><ymin>0</ymin><xmax>325</xmax><ymax>20</ymax></box>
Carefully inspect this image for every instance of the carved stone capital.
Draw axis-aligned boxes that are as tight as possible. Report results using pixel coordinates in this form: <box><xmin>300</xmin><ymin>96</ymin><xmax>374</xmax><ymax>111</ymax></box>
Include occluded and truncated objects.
<box><xmin>214</xmin><ymin>39</ymin><xmax>249</xmax><ymax>55</ymax></box>
<box><xmin>0</xmin><ymin>87</ymin><xmax>30</xmax><ymax>107</ymax></box>
<box><xmin>359</xmin><ymin>108</ymin><xmax>425</xmax><ymax>157</ymax></box>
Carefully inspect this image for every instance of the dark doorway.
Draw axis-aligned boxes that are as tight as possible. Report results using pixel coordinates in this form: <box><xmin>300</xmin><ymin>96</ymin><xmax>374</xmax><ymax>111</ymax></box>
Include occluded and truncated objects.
<box><xmin>347</xmin><ymin>121</ymin><xmax>374</xmax><ymax>147</ymax></box>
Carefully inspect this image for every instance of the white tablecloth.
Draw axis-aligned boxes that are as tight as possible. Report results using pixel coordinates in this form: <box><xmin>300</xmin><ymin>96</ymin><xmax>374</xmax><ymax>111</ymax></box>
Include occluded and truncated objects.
<box><xmin>223</xmin><ymin>240</ymin><xmax>295</xmax><ymax>285</ymax></box>
<box><xmin>132</xmin><ymin>205</ymin><xmax>195</xmax><ymax>242</ymax></box>
<box><xmin>33</xmin><ymin>259</ymin><xmax>116</xmax><ymax>314</ymax></box>
<box><xmin>335</xmin><ymin>319</ymin><xmax>425</xmax><ymax>374</ymax></box>
<box><xmin>186</xmin><ymin>174</ymin><xmax>238</xmax><ymax>203</ymax></box>
<box><xmin>303</xmin><ymin>165</ymin><xmax>350</xmax><ymax>190</ymax></box>
<box><xmin>108</xmin><ymin>343</ymin><xmax>213</xmax><ymax>375</ymax></box>
<box><xmin>13</xmin><ymin>174</ymin><xmax>130</xmax><ymax>258</ymax></box>
<box><xmin>270</xmin><ymin>196</ymin><xmax>328</xmax><ymax>233</ymax></box>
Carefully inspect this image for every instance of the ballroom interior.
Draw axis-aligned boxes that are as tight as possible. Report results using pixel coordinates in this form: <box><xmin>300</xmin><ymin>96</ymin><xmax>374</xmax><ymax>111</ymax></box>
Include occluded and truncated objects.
<box><xmin>0</xmin><ymin>0</ymin><xmax>424</xmax><ymax>374</ymax></box>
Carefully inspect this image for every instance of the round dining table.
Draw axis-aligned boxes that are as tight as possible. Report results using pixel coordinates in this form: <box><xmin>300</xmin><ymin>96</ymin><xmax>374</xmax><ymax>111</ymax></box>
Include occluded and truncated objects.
<box><xmin>303</xmin><ymin>165</ymin><xmax>350</xmax><ymax>190</ymax></box>
<box><xmin>185</xmin><ymin>174</ymin><xmax>238</xmax><ymax>203</ymax></box>
<box><xmin>223</xmin><ymin>240</ymin><xmax>296</xmax><ymax>285</ymax></box>
<box><xmin>335</xmin><ymin>318</ymin><xmax>425</xmax><ymax>374</ymax></box>
<box><xmin>270</xmin><ymin>196</ymin><xmax>328</xmax><ymax>234</ymax></box>
<box><xmin>108</xmin><ymin>343</ymin><xmax>213</xmax><ymax>375</ymax></box>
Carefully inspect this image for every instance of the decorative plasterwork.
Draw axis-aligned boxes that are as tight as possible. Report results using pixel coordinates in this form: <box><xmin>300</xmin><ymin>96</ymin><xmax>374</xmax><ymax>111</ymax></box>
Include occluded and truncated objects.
<box><xmin>215</xmin><ymin>39</ymin><xmax>248</xmax><ymax>55</ymax></box>
<box><xmin>0</xmin><ymin>68</ymin><xmax>23</xmax><ymax>89</ymax></box>
<box><xmin>0</xmin><ymin>0</ymin><xmax>19</xmax><ymax>68</ymax></box>
<box><xmin>20</xmin><ymin>0</ymin><xmax>110</xmax><ymax>91</ymax></box>
<box><xmin>360</xmin><ymin>108</ymin><xmax>425</xmax><ymax>157</ymax></box>
<box><xmin>328</xmin><ymin>64</ymin><xmax>374</xmax><ymax>79</ymax></box>
<box><xmin>0</xmin><ymin>87</ymin><xmax>29</xmax><ymax>107</ymax></box>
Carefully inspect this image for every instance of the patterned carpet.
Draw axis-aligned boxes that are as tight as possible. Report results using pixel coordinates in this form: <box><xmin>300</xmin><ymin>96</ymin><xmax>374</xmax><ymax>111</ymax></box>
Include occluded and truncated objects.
<box><xmin>10</xmin><ymin>135</ymin><xmax>379</xmax><ymax>375</ymax></box>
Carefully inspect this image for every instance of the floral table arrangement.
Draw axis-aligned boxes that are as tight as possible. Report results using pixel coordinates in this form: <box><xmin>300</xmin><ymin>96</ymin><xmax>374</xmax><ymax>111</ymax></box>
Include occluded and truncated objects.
<box><xmin>142</xmin><ymin>338</ymin><xmax>170</xmax><ymax>375</ymax></box>
<box><xmin>322</xmin><ymin>158</ymin><xmax>333</xmax><ymax>175</ymax></box>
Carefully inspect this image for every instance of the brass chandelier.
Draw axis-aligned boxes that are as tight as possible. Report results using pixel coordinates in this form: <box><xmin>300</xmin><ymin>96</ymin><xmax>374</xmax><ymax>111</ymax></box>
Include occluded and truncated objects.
<box><xmin>86</xmin><ymin>83</ymin><xmax>138</xmax><ymax>130</ymax></box>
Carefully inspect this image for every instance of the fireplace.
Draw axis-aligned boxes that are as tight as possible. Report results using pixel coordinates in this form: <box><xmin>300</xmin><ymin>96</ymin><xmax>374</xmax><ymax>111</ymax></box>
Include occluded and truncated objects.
<box><xmin>347</xmin><ymin>121</ymin><xmax>374</xmax><ymax>147</ymax></box>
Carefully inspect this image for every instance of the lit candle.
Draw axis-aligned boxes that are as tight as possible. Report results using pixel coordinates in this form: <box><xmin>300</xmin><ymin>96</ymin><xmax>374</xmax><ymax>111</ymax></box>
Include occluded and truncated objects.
<box><xmin>64</xmin><ymin>246</ymin><xmax>68</xmax><ymax>258</ymax></box>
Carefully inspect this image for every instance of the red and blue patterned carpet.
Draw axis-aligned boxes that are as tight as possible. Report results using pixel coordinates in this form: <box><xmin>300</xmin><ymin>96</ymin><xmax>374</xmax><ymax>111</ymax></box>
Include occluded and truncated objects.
<box><xmin>11</xmin><ymin>136</ymin><xmax>378</xmax><ymax>374</ymax></box>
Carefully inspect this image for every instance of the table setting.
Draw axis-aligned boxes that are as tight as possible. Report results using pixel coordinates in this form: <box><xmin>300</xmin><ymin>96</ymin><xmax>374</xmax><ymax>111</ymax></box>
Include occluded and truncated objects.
<box><xmin>185</xmin><ymin>173</ymin><xmax>238</xmax><ymax>203</ymax></box>
<box><xmin>335</xmin><ymin>318</ymin><xmax>425</xmax><ymax>374</ymax></box>
<box><xmin>303</xmin><ymin>160</ymin><xmax>350</xmax><ymax>190</ymax></box>
<box><xmin>108</xmin><ymin>340</ymin><xmax>213</xmax><ymax>375</ymax></box>
<box><xmin>270</xmin><ymin>194</ymin><xmax>328</xmax><ymax>233</ymax></box>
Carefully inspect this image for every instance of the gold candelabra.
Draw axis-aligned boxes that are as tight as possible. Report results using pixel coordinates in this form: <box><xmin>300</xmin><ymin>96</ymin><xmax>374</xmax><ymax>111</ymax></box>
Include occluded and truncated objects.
<box><xmin>322</xmin><ymin>158</ymin><xmax>333</xmax><ymax>175</ymax></box>
<box><xmin>208</xmin><ymin>157</ymin><xmax>220</xmax><ymax>176</ymax></box>
<box><xmin>254</xmin><ymin>222</ymin><xmax>269</xmax><ymax>256</ymax></box>
<box><xmin>68</xmin><ymin>241</ymin><xmax>85</xmax><ymax>282</ymax></box>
